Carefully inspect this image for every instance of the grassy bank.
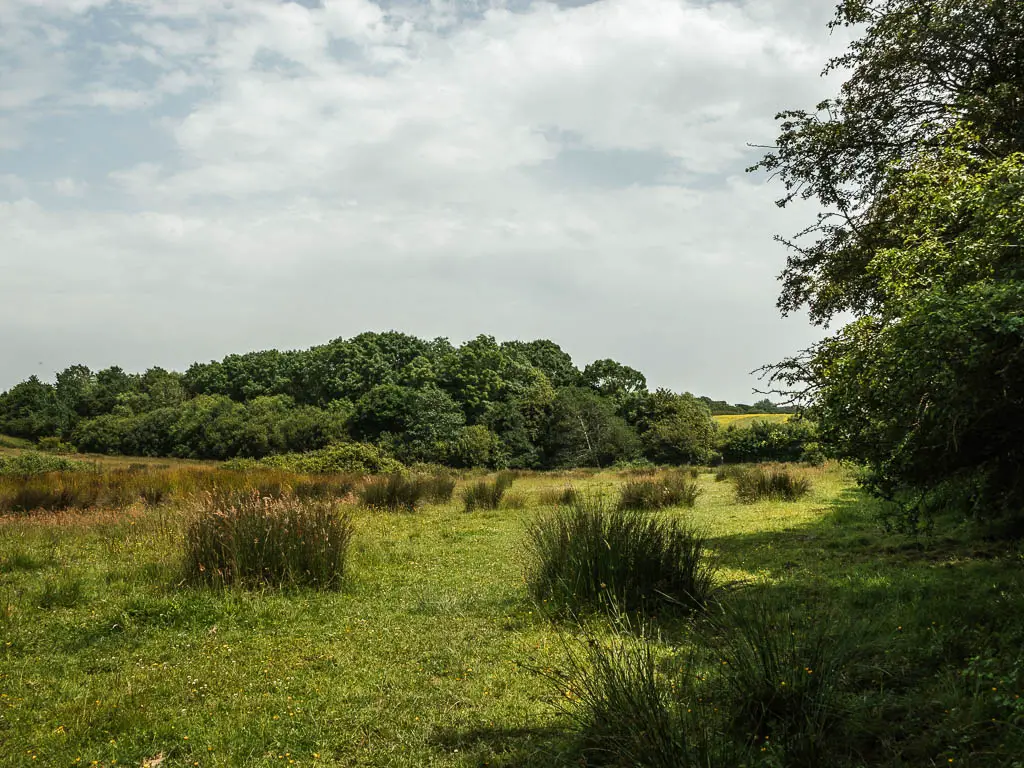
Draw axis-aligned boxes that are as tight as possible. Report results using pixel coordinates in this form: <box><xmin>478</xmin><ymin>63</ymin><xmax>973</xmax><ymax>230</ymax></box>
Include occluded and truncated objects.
<box><xmin>1</xmin><ymin>464</ymin><xmax>1022</xmax><ymax>767</ymax></box>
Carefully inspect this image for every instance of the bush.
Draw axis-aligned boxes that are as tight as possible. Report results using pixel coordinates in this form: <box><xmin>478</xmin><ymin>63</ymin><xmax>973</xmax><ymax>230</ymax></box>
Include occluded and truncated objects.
<box><xmin>462</xmin><ymin>472</ymin><xmax>515</xmax><ymax>512</ymax></box>
<box><xmin>358</xmin><ymin>474</ymin><xmax>427</xmax><ymax>512</ymax></box>
<box><xmin>36</xmin><ymin>437</ymin><xmax>76</xmax><ymax>454</ymax></box>
<box><xmin>617</xmin><ymin>472</ymin><xmax>701</xmax><ymax>511</ymax></box>
<box><xmin>0</xmin><ymin>452</ymin><xmax>90</xmax><ymax>476</ymax></box>
<box><xmin>718</xmin><ymin>419</ymin><xmax>816</xmax><ymax>464</ymax></box>
<box><xmin>525</xmin><ymin>496</ymin><xmax>716</xmax><ymax>614</ymax></box>
<box><xmin>184</xmin><ymin>492</ymin><xmax>353</xmax><ymax>588</ymax></box>
<box><xmin>733</xmin><ymin>465</ymin><xmax>811</xmax><ymax>503</ymax></box>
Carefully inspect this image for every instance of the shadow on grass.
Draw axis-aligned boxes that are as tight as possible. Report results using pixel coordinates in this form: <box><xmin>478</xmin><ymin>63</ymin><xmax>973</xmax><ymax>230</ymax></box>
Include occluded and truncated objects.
<box><xmin>428</xmin><ymin>724</ymin><xmax>573</xmax><ymax>768</ymax></box>
<box><xmin>701</xmin><ymin>487</ymin><xmax>1024</xmax><ymax>766</ymax></box>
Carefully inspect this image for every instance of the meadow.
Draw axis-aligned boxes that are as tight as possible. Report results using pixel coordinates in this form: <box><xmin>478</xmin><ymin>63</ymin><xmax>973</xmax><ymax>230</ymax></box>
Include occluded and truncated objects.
<box><xmin>2</xmin><ymin>456</ymin><xmax>1023</xmax><ymax>767</ymax></box>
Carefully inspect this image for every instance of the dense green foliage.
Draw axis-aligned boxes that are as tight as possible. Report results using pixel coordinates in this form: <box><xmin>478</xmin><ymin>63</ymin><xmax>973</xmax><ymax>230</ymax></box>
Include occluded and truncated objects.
<box><xmin>756</xmin><ymin>0</ymin><xmax>1024</xmax><ymax>524</ymax></box>
<box><xmin>718</xmin><ymin>419</ymin><xmax>816</xmax><ymax>464</ymax></box>
<box><xmin>0</xmin><ymin>333</ymin><xmax>759</xmax><ymax>469</ymax></box>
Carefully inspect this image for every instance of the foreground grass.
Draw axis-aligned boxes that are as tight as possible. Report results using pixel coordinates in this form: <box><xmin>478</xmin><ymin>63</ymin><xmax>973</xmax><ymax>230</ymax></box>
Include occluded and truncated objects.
<box><xmin>1</xmin><ymin>465</ymin><xmax>1023</xmax><ymax>766</ymax></box>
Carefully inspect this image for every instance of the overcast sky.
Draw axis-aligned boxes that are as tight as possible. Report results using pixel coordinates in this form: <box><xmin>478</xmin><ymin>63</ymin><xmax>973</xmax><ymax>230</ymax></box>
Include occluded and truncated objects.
<box><xmin>0</xmin><ymin>0</ymin><xmax>851</xmax><ymax>403</ymax></box>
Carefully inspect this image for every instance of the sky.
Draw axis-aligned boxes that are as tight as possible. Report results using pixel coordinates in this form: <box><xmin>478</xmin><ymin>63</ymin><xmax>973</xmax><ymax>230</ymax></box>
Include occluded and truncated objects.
<box><xmin>0</xmin><ymin>0</ymin><xmax>853</xmax><ymax>404</ymax></box>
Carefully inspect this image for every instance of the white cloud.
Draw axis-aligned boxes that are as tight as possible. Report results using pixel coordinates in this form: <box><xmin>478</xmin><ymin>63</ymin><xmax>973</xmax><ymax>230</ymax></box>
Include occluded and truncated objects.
<box><xmin>53</xmin><ymin>177</ymin><xmax>88</xmax><ymax>196</ymax></box>
<box><xmin>0</xmin><ymin>0</ymin><xmax>850</xmax><ymax>401</ymax></box>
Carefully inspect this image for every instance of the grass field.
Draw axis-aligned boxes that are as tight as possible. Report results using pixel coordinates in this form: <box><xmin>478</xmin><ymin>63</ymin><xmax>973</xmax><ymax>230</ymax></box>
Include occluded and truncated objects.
<box><xmin>713</xmin><ymin>413</ymin><xmax>792</xmax><ymax>429</ymax></box>
<box><xmin>2</xmin><ymin>464</ymin><xmax>1023</xmax><ymax>767</ymax></box>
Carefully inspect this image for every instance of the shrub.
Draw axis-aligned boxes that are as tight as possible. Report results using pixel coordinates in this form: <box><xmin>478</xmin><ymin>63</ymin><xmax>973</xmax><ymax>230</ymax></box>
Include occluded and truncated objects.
<box><xmin>358</xmin><ymin>474</ymin><xmax>426</xmax><ymax>512</ymax></box>
<box><xmin>37</xmin><ymin>437</ymin><xmax>76</xmax><ymax>454</ymax></box>
<box><xmin>184</xmin><ymin>492</ymin><xmax>353</xmax><ymax>588</ymax></box>
<box><xmin>733</xmin><ymin>465</ymin><xmax>811</xmax><ymax>503</ymax></box>
<box><xmin>525</xmin><ymin>496</ymin><xmax>716</xmax><ymax>614</ymax></box>
<box><xmin>0</xmin><ymin>452</ymin><xmax>90</xmax><ymax>476</ymax></box>
<box><xmin>617</xmin><ymin>472</ymin><xmax>701</xmax><ymax>511</ymax></box>
<box><xmin>462</xmin><ymin>472</ymin><xmax>515</xmax><ymax>512</ymax></box>
<box><xmin>254</xmin><ymin>442</ymin><xmax>404</xmax><ymax>475</ymax></box>
<box><xmin>718</xmin><ymin>419</ymin><xmax>816</xmax><ymax>464</ymax></box>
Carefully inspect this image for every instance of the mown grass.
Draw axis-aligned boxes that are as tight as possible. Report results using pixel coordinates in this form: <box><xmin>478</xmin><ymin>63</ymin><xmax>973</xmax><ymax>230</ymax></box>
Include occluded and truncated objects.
<box><xmin>1</xmin><ymin>463</ymin><xmax>1023</xmax><ymax>767</ymax></box>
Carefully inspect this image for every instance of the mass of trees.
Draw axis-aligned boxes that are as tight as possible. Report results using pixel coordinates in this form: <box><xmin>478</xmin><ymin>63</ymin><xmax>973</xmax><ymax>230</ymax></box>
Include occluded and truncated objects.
<box><xmin>756</xmin><ymin>0</ymin><xmax>1024</xmax><ymax>525</ymax></box>
<box><xmin>0</xmin><ymin>334</ymin><xmax>782</xmax><ymax>468</ymax></box>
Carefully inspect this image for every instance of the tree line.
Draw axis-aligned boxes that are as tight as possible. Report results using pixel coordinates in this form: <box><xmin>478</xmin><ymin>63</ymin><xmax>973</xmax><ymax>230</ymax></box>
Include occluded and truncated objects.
<box><xmin>0</xmin><ymin>333</ymin><xmax>793</xmax><ymax>468</ymax></box>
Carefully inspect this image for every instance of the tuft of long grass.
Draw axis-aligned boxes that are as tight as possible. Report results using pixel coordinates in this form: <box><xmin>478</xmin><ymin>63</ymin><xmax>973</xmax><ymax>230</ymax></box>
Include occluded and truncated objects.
<box><xmin>291</xmin><ymin>474</ymin><xmax>358</xmax><ymax>502</ymax></box>
<box><xmin>702</xmin><ymin>596</ymin><xmax>857</xmax><ymax>766</ymax></box>
<box><xmin>558</xmin><ymin>621</ymin><xmax>748</xmax><ymax>768</ymax></box>
<box><xmin>34</xmin><ymin>576</ymin><xmax>87</xmax><ymax>609</ymax></box>
<box><xmin>538</xmin><ymin>485</ymin><xmax>581</xmax><ymax>507</ymax></box>
<box><xmin>183</xmin><ymin>492</ymin><xmax>353</xmax><ymax>589</ymax></box>
<box><xmin>421</xmin><ymin>474</ymin><xmax>456</xmax><ymax>504</ymax></box>
<box><xmin>733</xmin><ymin>465</ymin><xmax>811</xmax><ymax>503</ymax></box>
<box><xmin>358</xmin><ymin>474</ymin><xmax>426</xmax><ymax>512</ymax></box>
<box><xmin>617</xmin><ymin>471</ymin><xmax>702</xmax><ymax>511</ymax></box>
<box><xmin>462</xmin><ymin>472</ymin><xmax>515</xmax><ymax>512</ymax></box>
<box><xmin>525</xmin><ymin>495</ymin><xmax>716</xmax><ymax>614</ymax></box>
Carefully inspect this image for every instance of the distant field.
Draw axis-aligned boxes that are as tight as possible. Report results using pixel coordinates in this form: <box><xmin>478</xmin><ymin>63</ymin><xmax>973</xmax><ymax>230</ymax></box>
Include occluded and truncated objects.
<box><xmin>0</xmin><ymin>436</ymin><xmax>216</xmax><ymax>469</ymax></box>
<box><xmin>0</xmin><ymin>434</ymin><xmax>34</xmax><ymax>451</ymax></box>
<box><xmin>713</xmin><ymin>412</ymin><xmax>792</xmax><ymax>428</ymax></box>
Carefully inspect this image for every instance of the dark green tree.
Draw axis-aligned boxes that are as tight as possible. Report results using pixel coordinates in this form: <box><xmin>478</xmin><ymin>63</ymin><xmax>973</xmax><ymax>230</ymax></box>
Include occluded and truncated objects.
<box><xmin>581</xmin><ymin>359</ymin><xmax>647</xmax><ymax>405</ymax></box>
<box><xmin>754</xmin><ymin>1</ymin><xmax>1024</xmax><ymax>522</ymax></box>
<box><xmin>542</xmin><ymin>388</ymin><xmax>640</xmax><ymax>468</ymax></box>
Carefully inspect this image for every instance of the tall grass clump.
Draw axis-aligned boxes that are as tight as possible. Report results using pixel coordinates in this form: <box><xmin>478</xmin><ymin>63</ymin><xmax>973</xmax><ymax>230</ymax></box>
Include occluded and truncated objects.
<box><xmin>462</xmin><ymin>472</ymin><xmax>515</xmax><ymax>512</ymax></box>
<box><xmin>291</xmin><ymin>474</ymin><xmax>358</xmax><ymax>502</ymax></box>
<box><xmin>733</xmin><ymin>465</ymin><xmax>811</xmax><ymax>503</ymax></box>
<box><xmin>421</xmin><ymin>473</ymin><xmax>456</xmax><ymax>504</ymax></box>
<box><xmin>184</xmin><ymin>492</ymin><xmax>353</xmax><ymax>589</ymax></box>
<box><xmin>525</xmin><ymin>496</ymin><xmax>716</xmax><ymax>614</ymax></box>
<box><xmin>358</xmin><ymin>474</ymin><xmax>426</xmax><ymax>512</ymax></box>
<box><xmin>555</xmin><ymin>597</ymin><xmax>858</xmax><ymax>768</ymax></box>
<box><xmin>703</xmin><ymin>597</ymin><xmax>858</xmax><ymax>766</ymax></box>
<box><xmin>538</xmin><ymin>485</ymin><xmax>581</xmax><ymax>507</ymax></box>
<box><xmin>560</xmin><ymin>625</ymin><xmax>746</xmax><ymax>768</ymax></box>
<box><xmin>617</xmin><ymin>471</ymin><xmax>702</xmax><ymax>511</ymax></box>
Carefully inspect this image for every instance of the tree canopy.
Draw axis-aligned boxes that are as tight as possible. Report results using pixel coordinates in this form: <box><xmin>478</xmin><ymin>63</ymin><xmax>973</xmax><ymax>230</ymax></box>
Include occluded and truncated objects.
<box><xmin>756</xmin><ymin>0</ymin><xmax>1024</xmax><ymax>523</ymax></box>
<box><xmin>0</xmin><ymin>334</ymin><xmax>771</xmax><ymax>468</ymax></box>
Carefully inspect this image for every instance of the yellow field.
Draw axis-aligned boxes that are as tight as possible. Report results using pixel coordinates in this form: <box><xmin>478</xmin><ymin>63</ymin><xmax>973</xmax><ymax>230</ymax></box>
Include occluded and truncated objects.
<box><xmin>713</xmin><ymin>413</ymin><xmax>792</xmax><ymax>429</ymax></box>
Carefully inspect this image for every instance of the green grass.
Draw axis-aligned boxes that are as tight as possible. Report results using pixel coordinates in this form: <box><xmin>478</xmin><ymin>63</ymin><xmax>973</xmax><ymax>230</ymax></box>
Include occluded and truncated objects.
<box><xmin>2</xmin><ymin>464</ymin><xmax>1024</xmax><ymax>766</ymax></box>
